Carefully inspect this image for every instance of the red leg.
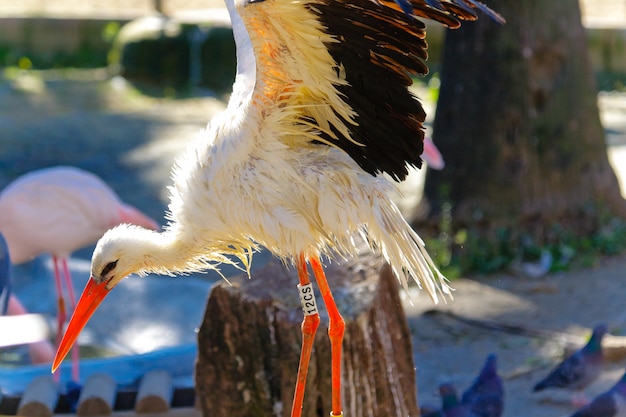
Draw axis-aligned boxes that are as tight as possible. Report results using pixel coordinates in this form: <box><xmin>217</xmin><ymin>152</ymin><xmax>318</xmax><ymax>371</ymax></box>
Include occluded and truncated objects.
<box><xmin>291</xmin><ymin>254</ymin><xmax>320</xmax><ymax>417</ymax></box>
<box><xmin>52</xmin><ymin>256</ymin><xmax>66</xmax><ymax>382</ymax></box>
<box><xmin>52</xmin><ymin>256</ymin><xmax>66</xmax><ymax>349</ymax></box>
<box><xmin>61</xmin><ymin>258</ymin><xmax>77</xmax><ymax>309</ymax></box>
<box><xmin>61</xmin><ymin>258</ymin><xmax>80</xmax><ymax>382</ymax></box>
<box><xmin>310</xmin><ymin>256</ymin><xmax>344</xmax><ymax>417</ymax></box>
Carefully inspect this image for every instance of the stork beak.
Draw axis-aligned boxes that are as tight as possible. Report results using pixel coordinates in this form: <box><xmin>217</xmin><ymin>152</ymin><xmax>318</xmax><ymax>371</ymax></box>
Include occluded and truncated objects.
<box><xmin>51</xmin><ymin>277</ymin><xmax>110</xmax><ymax>373</ymax></box>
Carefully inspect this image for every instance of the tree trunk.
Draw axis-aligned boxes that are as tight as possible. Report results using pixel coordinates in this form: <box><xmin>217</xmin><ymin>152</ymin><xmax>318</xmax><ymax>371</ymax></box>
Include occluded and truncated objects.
<box><xmin>195</xmin><ymin>254</ymin><xmax>420</xmax><ymax>417</ymax></box>
<box><xmin>421</xmin><ymin>0</ymin><xmax>626</xmax><ymax>244</ymax></box>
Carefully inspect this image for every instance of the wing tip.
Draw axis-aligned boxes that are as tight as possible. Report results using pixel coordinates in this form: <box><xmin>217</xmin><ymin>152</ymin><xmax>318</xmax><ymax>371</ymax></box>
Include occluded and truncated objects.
<box><xmin>389</xmin><ymin>0</ymin><xmax>505</xmax><ymax>26</ymax></box>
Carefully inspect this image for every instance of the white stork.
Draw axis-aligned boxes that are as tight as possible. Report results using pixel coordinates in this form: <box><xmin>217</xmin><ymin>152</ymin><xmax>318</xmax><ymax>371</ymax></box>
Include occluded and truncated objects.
<box><xmin>52</xmin><ymin>0</ymin><xmax>503</xmax><ymax>416</ymax></box>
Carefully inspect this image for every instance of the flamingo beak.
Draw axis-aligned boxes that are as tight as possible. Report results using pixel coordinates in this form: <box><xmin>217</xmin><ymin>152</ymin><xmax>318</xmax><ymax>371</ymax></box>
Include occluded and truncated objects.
<box><xmin>52</xmin><ymin>277</ymin><xmax>110</xmax><ymax>373</ymax></box>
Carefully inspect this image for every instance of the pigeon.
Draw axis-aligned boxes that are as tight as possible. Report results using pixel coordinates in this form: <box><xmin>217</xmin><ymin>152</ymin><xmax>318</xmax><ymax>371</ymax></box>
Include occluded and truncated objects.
<box><xmin>440</xmin><ymin>383</ymin><xmax>475</xmax><ymax>417</ymax></box>
<box><xmin>421</xmin><ymin>404</ymin><xmax>445</xmax><ymax>417</ymax></box>
<box><xmin>533</xmin><ymin>324</ymin><xmax>608</xmax><ymax>405</ymax></box>
<box><xmin>570</xmin><ymin>370</ymin><xmax>626</xmax><ymax>417</ymax></box>
<box><xmin>462</xmin><ymin>354</ymin><xmax>504</xmax><ymax>417</ymax></box>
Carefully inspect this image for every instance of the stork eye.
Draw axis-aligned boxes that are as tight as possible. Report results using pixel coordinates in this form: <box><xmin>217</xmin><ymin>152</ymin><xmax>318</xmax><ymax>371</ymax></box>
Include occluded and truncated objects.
<box><xmin>100</xmin><ymin>260</ymin><xmax>118</xmax><ymax>277</ymax></box>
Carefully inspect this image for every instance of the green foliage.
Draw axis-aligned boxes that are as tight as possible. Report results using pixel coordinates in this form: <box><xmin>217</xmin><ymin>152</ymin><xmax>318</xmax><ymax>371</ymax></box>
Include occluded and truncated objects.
<box><xmin>109</xmin><ymin>21</ymin><xmax>236</xmax><ymax>97</ymax></box>
<box><xmin>427</xmin><ymin>72</ymin><xmax>441</xmax><ymax>103</ymax></box>
<box><xmin>102</xmin><ymin>21</ymin><xmax>121</xmax><ymax>43</ymax></box>
<box><xmin>0</xmin><ymin>20</ymin><xmax>122</xmax><ymax>69</ymax></box>
<box><xmin>18</xmin><ymin>56</ymin><xmax>32</xmax><ymax>70</ymax></box>
<box><xmin>425</xmin><ymin>201</ymin><xmax>463</xmax><ymax>279</ymax></box>
<box><xmin>425</xmin><ymin>204</ymin><xmax>626</xmax><ymax>277</ymax></box>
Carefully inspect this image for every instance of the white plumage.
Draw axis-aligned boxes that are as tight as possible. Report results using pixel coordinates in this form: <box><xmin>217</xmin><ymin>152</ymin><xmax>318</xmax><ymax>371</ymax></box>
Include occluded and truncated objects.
<box><xmin>53</xmin><ymin>0</ymin><xmax>503</xmax><ymax>415</ymax></box>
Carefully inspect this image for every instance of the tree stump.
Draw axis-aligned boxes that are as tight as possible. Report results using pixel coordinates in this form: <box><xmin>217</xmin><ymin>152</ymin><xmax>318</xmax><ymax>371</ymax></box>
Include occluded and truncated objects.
<box><xmin>195</xmin><ymin>253</ymin><xmax>420</xmax><ymax>417</ymax></box>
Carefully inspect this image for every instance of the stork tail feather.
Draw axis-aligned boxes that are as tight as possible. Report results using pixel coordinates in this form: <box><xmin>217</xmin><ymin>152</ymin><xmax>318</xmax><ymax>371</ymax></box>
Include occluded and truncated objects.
<box><xmin>369</xmin><ymin>199</ymin><xmax>452</xmax><ymax>303</ymax></box>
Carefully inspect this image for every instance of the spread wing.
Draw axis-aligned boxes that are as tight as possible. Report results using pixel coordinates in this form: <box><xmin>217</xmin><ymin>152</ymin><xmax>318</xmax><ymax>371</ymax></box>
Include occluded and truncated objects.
<box><xmin>232</xmin><ymin>0</ymin><xmax>503</xmax><ymax>181</ymax></box>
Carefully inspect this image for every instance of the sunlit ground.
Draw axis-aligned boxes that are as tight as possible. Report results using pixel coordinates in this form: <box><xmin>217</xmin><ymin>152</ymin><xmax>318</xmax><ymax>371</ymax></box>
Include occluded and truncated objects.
<box><xmin>2</xmin><ymin>69</ymin><xmax>626</xmax><ymax>366</ymax></box>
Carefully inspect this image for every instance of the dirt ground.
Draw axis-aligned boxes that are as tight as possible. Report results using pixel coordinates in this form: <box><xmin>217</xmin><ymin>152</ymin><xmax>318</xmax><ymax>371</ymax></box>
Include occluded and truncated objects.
<box><xmin>3</xmin><ymin>70</ymin><xmax>626</xmax><ymax>417</ymax></box>
<box><xmin>407</xmin><ymin>257</ymin><xmax>626</xmax><ymax>417</ymax></box>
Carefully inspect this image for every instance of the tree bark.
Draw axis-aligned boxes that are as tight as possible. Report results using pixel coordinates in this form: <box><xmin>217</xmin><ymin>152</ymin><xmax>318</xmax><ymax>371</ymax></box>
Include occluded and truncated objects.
<box><xmin>421</xmin><ymin>0</ymin><xmax>626</xmax><ymax>239</ymax></box>
<box><xmin>195</xmin><ymin>254</ymin><xmax>420</xmax><ymax>417</ymax></box>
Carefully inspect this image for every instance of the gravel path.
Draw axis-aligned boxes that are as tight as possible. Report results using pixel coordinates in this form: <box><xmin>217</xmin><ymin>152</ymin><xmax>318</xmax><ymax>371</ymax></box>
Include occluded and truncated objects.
<box><xmin>407</xmin><ymin>256</ymin><xmax>626</xmax><ymax>417</ymax></box>
<box><xmin>0</xmin><ymin>70</ymin><xmax>224</xmax><ymax>236</ymax></box>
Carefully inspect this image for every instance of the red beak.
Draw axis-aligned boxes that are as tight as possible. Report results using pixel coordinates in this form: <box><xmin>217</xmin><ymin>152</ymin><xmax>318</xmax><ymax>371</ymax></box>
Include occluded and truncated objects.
<box><xmin>52</xmin><ymin>277</ymin><xmax>110</xmax><ymax>373</ymax></box>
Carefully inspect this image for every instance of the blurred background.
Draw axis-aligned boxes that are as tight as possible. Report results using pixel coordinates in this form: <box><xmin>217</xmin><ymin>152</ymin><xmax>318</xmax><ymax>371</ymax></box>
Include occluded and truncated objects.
<box><xmin>2</xmin><ymin>1</ymin><xmax>626</xmax><ymax>415</ymax></box>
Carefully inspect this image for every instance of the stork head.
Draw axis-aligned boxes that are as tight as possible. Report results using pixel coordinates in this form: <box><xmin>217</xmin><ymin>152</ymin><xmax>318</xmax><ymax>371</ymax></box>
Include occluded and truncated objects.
<box><xmin>90</xmin><ymin>224</ymin><xmax>151</xmax><ymax>287</ymax></box>
<box><xmin>52</xmin><ymin>225</ymin><xmax>154</xmax><ymax>372</ymax></box>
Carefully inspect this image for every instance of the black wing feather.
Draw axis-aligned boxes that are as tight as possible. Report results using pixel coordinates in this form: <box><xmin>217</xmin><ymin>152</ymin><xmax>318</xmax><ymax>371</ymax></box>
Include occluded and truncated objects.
<box><xmin>309</xmin><ymin>0</ymin><xmax>502</xmax><ymax>180</ymax></box>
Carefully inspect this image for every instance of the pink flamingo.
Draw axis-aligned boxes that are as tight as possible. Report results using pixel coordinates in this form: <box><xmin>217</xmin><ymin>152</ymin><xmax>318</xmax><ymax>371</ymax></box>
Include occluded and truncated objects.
<box><xmin>423</xmin><ymin>136</ymin><xmax>445</xmax><ymax>170</ymax></box>
<box><xmin>0</xmin><ymin>166</ymin><xmax>159</xmax><ymax>380</ymax></box>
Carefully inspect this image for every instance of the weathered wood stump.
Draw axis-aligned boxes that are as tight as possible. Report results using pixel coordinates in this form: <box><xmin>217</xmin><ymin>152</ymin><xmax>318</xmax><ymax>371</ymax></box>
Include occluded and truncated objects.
<box><xmin>195</xmin><ymin>253</ymin><xmax>420</xmax><ymax>417</ymax></box>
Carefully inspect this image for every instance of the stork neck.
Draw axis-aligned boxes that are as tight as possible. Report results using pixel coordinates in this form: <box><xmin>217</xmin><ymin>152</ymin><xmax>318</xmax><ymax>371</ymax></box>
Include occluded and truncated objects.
<box><xmin>136</xmin><ymin>228</ymin><xmax>208</xmax><ymax>276</ymax></box>
<box><xmin>225</xmin><ymin>0</ymin><xmax>256</xmax><ymax>110</ymax></box>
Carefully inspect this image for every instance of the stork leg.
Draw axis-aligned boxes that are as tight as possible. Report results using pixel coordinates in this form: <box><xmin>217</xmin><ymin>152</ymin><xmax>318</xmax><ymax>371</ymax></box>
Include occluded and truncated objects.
<box><xmin>61</xmin><ymin>257</ymin><xmax>80</xmax><ymax>382</ymax></box>
<box><xmin>291</xmin><ymin>254</ymin><xmax>321</xmax><ymax>417</ymax></box>
<box><xmin>310</xmin><ymin>256</ymin><xmax>344</xmax><ymax>417</ymax></box>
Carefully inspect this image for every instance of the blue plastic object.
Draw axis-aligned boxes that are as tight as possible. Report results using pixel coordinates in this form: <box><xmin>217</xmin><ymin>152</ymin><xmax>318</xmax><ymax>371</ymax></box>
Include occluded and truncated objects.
<box><xmin>0</xmin><ymin>233</ymin><xmax>11</xmax><ymax>316</ymax></box>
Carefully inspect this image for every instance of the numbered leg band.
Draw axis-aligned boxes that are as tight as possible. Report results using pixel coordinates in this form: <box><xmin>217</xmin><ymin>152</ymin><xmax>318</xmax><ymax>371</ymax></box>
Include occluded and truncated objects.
<box><xmin>297</xmin><ymin>283</ymin><xmax>319</xmax><ymax>316</ymax></box>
